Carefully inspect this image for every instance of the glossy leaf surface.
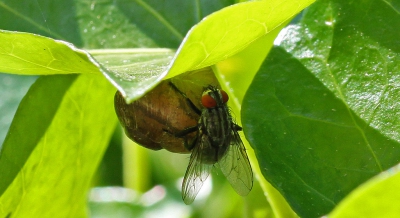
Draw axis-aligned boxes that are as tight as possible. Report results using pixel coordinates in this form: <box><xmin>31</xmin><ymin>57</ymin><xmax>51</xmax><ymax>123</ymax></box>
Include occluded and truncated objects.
<box><xmin>242</xmin><ymin>0</ymin><xmax>400</xmax><ymax>217</ymax></box>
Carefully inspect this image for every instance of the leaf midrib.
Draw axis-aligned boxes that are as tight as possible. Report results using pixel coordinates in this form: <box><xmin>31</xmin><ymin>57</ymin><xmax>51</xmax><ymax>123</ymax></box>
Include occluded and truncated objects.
<box><xmin>323</xmin><ymin>29</ymin><xmax>384</xmax><ymax>172</ymax></box>
<box><xmin>135</xmin><ymin>0</ymin><xmax>184</xmax><ymax>40</ymax></box>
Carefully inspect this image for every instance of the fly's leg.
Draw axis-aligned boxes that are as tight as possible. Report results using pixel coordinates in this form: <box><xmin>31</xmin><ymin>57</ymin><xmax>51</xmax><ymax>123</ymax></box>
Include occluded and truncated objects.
<box><xmin>233</xmin><ymin>124</ymin><xmax>242</xmax><ymax>131</ymax></box>
<box><xmin>164</xmin><ymin>82</ymin><xmax>202</xmax><ymax>151</ymax></box>
<box><xmin>173</xmin><ymin>125</ymin><xmax>198</xmax><ymax>137</ymax></box>
<box><xmin>163</xmin><ymin>125</ymin><xmax>198</xmax><ymax>151</ymax></box>
<box><xmin>185</xmin><ymin>131</ymin><xmax>199</xmax><ymax>151</ymax></box>
<box><xmin>174</xmin><ymin>126</ymin><xmax>199</xmax><ymax>150</ymax></box>
<box><xmin>168</xmin><ymin>81</ymin><xmax>202</xmax><ymax>115</ymax></box>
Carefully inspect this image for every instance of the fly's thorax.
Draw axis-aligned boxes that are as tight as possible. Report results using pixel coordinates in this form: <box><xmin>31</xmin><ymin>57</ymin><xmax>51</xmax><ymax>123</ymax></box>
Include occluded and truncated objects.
<box><xmin>199</xmin><ymin>86</ymin><xmax>233</xmax><ymax>147</ymax></box>
<box><xmin>200</xmin><ymin>106</ymin><xmax>232</xmax><ymax>146</ymax></box>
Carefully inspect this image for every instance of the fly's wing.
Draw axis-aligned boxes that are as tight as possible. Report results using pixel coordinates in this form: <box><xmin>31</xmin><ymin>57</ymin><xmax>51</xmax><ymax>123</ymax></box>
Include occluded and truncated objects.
<box><xmin>182</xmin><ymin>134</ymin><xmax>213</xmax><ymax>204</ymax></box>
<box><xmin>218</xmin><ymin>130</ymin><xmax>253</xmax><ymax>196</ymax></box>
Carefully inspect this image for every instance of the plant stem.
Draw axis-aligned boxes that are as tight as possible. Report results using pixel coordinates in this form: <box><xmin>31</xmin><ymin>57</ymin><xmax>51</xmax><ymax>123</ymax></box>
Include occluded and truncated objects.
<box><xmin>122</xmin><ymin>134</ymin><xmax>150</xmax><ymax>192</ymax></box>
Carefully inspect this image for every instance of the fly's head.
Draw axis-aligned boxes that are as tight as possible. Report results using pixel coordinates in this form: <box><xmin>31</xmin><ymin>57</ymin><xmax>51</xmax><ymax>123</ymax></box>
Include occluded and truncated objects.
<box><xmin>201</xmin><ymin>86</ymin><xmax>229</xmax><ymax>109</ymax></box>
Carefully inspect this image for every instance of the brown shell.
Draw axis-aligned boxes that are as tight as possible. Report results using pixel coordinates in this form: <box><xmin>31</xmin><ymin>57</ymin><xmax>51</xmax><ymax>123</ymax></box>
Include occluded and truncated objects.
<box><xmin>114</xmin><ymin>81</ymin><xmax>200</xmax><ymax>153</ymax></box>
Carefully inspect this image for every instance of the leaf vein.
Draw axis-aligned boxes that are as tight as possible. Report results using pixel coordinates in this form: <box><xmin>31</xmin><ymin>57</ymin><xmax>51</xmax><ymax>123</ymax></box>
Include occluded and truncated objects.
<box><xmin>0</xmin><ymin>2</ymin><xmax>64</xmax><ymax>39</ymax></box>
<box><xmin>324</xmin><ymin>55</ymin><xmax>383</xmax><ymax>172</ymax></box>
<box><xmin>135</xmin><ymin>0</ymin><xmax>183</xmax><ymax>40</ymax></box>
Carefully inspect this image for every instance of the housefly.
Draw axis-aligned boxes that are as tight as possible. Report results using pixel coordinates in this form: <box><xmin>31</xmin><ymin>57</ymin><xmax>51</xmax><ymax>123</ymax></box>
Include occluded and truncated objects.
<box><xmin>173</xmin><ymin>85</ymin><xmax>253</xmax><ymax>204</ymax></box>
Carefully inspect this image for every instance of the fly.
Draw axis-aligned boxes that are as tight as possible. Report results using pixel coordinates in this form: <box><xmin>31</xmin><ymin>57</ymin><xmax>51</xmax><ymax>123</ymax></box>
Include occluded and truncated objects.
<box><xmin>170</xmin><ymin>84</ymin><xmax>253</xmax><ymax>204</ymax></box>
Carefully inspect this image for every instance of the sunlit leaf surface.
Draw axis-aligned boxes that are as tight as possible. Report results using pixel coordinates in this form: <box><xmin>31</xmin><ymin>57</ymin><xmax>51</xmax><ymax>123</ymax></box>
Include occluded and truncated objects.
<box><xmin>0</xmin><ymin>30</ymin><xmax>101</xmax><ymax>75</ymax></box>
<box><xmin>168</xmin><ymin>0</ymin><xmax>315</xmax><ymax>78</ymax></box>
<box><xmin>0</xmin><ymin>74</ymin><xmax>117</xmax><ymax>217</ymax></box>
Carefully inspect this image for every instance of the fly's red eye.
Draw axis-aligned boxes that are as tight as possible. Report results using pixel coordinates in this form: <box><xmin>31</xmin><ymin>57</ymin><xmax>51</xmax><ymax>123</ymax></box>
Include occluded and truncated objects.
<box><xmin>201</xmin><ymin>89</ymin><xmax>229</xmax><ymax>108</ymax></box>
<box><xmin>220</xmin><ymin>90</ymin><xmax>229</xmax><ymax>103</ymax></box>
<box><xmin>201</xmin><ymin>93</ymin><xmax>217</xmax><ymax>108</ymax></box>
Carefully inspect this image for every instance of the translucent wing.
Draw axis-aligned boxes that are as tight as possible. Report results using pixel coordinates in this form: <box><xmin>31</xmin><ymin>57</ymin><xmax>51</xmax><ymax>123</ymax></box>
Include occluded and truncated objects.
<box><xmin>182</xmin><ymin>134</ymin><xmax>213</xmax><ymax>204</ymax></box>
<box><xmin>218</xmin><ymin>130</ymin><xmax>253</xmax><ymax>196</ymax></box>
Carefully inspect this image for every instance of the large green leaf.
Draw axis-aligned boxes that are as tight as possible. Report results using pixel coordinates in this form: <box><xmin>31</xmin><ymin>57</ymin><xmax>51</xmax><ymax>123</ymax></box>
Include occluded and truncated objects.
<box><xmin>0</xmin><ymin>74</ymin><xmax>117</xmax><ymax>217</ymax></box>
<box><xmin>242</xmin><ymin>0</ymin><xmax>400</xmax><ymax>217</ymax></box>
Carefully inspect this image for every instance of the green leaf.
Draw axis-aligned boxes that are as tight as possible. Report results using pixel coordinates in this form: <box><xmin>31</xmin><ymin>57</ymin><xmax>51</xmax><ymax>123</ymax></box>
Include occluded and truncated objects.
<box><xmin>90</xmin><ymin>48</ymin><xmax>175</xmax><ymax>102</ymax></box>
<box><xmin>74</xmin><ymin>0</ymin><xmax>162</xmax><ymax>48</ymax></box>
<box><xmin>0</xmin><ymin>74</ymin><xmax>117</xmax><ymax>217</ymax></box>
<box><xmin>109</xmin><ymin>0</ymin><xmax>315</xmax><ymax>103</ymax></box>
<box><xmin>329</xmin><ymin>164</ymin><xmax>400</xmax><ymax>217</ymax></box>
<box><xmin>113</xmin><ymin>0</ymin><xmax>236</xmax><ymax>48</ymax></box>
<box><xmin>0</xmin><ymin>74</ymin><xmax>36</xmax><ymax>145</ymax></box>
<box><xmin>0</xmin><ymin>0</ymin><xmax>83</xmax><ymax>45</ymax></box>
<box><xmin>0</xmin><ymin>30</ymin><xmax>101</xmax><ymax>75</ymax></box>
<box><xmin>167</xmin><ymin>0</ymin><xmax>315</xmax><ymax>78</ymax></box>
<box><xmin>0</xmin><ymin>75</ymin><xmax>76</xmax><ymax>196</ymax></box>
<box><xmin>97</xmin><ymin>0</ymin><xmax>237</xmax><ymax>102</ymax></box>
<box><xmin>242</xmin><ymin>0</ymin><xmax>400</xmax><ymax>217</ymax></box>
